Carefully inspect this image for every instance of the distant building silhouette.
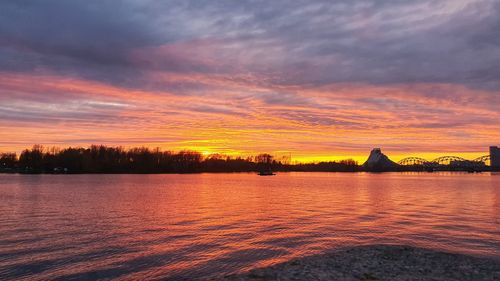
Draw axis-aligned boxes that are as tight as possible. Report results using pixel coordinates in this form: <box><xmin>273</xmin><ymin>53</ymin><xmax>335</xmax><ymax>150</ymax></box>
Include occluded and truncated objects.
<box><xmin>490</xmin><ymin>146</ymin><xmax>500</xmax><ymax>171</ymax></box>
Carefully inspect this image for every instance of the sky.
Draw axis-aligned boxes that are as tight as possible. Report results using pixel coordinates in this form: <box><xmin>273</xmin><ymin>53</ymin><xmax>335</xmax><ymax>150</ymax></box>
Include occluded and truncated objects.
<box><xmin>0</xmin><ymin>0</ymin><xmax>499</xmax><ymax>162</ymax></box>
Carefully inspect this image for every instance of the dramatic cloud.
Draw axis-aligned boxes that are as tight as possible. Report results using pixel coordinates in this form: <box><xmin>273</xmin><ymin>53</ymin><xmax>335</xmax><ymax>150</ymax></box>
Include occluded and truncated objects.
<box><xmin>0</xmin><ymin>0</ymin><xmax>499</xmax><ymax>161</ymax></box>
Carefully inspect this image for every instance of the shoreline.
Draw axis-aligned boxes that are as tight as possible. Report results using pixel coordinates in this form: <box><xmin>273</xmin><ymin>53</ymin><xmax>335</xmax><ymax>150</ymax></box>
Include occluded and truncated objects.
<box><xmin>1</xmin><ymin>170</ymin><xmax>497</xmax><ymax>175</ymax></box>
<box><xmin>222</xmin><ymin>245</ymin><xmax>499</xmax><ymax>281</ymax></box>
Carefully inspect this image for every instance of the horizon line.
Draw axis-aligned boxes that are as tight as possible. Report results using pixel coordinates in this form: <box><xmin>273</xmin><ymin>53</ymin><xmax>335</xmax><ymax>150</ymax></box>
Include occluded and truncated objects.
<box><xmin>0</xmin><ymin>144</ymin><xmax>495</xmax><ymax>164</ymax></box>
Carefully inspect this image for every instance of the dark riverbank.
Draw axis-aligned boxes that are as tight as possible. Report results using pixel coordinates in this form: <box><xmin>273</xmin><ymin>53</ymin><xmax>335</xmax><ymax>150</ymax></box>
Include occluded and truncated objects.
<box><xmin>0</xmin><ymin>145</ymin><xmax>358</xmax><ymax>174</ymax></box>
<box><xmin>223</xmin><ymin>245</ymin><xmax>500</xmax><ymax>281</ymax></box>
<box><xmin>2</xmin><ymin>145</ymin><xmax>495</xmax><ymax>174</ymax></box>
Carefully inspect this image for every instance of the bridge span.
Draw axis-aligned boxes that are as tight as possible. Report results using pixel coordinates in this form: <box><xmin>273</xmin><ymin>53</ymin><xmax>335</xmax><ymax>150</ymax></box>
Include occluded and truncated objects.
<box><xmin>398</xmin><ymin>155</ymin><xmax>490</xmax><ymax>166</ymax></box>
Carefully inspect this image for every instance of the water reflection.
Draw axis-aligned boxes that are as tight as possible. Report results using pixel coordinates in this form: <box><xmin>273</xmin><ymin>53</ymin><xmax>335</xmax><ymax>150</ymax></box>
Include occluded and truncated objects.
<box><xmin>0</xmin><ymin>173</ymin><xmax>498</xmax><ymax>280</ymax></box>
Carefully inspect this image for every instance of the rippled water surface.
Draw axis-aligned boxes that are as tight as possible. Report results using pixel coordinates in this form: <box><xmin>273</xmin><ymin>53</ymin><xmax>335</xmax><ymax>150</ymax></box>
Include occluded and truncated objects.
<box><xmin>0</xmin><ymin>173</ymin><xmax>499</xmax><ymax>280</ymax></box>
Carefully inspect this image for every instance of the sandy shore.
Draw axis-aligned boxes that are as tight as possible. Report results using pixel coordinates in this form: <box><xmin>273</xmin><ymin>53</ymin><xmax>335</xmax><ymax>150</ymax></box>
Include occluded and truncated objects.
<box><xmin>222</xmin><ymin>245</ymin><xmax>499</xmax><ymax>281</ymax></box>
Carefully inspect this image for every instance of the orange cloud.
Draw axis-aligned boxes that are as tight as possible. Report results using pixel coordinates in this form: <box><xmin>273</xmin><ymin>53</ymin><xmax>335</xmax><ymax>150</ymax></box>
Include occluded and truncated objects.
<box><xmin>0</xmin><ymin>71</ymin><xmax>498</xmax><ymax>162</ymax></box>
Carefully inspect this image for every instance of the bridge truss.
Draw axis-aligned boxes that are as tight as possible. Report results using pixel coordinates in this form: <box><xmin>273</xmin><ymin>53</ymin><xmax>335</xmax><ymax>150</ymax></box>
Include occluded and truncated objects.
<box><xmin>398</xmin><ymin>157</ymin><xmax>429</xmax><ymax>166</ymax></box>
<box><xmin>398</xmin><ymin>155</ymin><xmax>490</xmax><ymax>166</ymax></box>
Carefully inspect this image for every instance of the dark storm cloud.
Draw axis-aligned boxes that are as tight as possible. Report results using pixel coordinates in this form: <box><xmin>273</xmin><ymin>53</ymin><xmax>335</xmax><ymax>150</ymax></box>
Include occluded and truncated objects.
<box><xmin>1</xmin><ymin>0</ymin><xmax>499</xmax><ymax>90</ymax></box>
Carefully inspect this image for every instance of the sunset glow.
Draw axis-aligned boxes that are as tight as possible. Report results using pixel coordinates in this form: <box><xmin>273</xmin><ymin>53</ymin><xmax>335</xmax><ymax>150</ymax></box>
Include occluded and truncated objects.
<box><xmin>1</xmin><ymin>1</ymin><xmax>499</xmax><ymax>161</ymax></box>
<box><xmin>1</xmin><ymin>2</ymin><xmax>499</xmax><ymax>280</ymax></box>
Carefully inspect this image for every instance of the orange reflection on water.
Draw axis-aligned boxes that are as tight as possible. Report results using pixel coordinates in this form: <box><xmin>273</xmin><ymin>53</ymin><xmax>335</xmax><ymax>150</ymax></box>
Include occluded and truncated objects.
<box><xmin>0</xmin><ymin>172</ymin><xmax>498</xmax><ymax>280</ymax></box>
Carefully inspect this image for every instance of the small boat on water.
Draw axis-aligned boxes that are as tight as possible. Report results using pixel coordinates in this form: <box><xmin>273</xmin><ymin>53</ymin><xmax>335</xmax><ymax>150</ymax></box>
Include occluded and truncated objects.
<box><xmin>258</xmin><ymin>170</ymin><xmax>276</xmax><ymax>176</ymax></box>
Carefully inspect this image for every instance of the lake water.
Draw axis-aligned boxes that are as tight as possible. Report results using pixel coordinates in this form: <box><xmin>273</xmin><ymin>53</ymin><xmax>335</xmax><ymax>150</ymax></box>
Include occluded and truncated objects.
<box><xmin>0</xmin><ymin>173</ymin><xmax>498</xmax><ymax>280</ymax></box>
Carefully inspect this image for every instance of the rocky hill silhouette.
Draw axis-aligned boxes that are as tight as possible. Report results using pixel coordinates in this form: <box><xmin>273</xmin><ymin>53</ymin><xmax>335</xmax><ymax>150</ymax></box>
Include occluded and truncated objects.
<box><xmin>362</xmin><ymin>148</ymin><xmax>400</xmax><ymax>172</ymax></box>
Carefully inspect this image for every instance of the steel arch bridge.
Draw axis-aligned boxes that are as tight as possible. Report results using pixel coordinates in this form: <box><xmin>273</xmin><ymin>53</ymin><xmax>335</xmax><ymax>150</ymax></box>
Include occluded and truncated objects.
<box><xmin>398</xmin><ymin>155</ymin><xmax>490</xmax><ymax>166</ymax></box>
<box><xmin>473</xmin><ymin>155</ymin><xmax>490</xmax><ymax>162</ymax></box>
<box><xmin>431</xmin><ymin>156</ymin><xmax>467</xmax><ymax>165</ymax></box>
<box><xmin>473</xmin><ymin>155</ymin><xmax>490</xmax><ymax>165</ymax></box>
<box><xmin>398</xmin><ymin>157</ymin><xmax>429</xmax><ymax>165</ymax></box>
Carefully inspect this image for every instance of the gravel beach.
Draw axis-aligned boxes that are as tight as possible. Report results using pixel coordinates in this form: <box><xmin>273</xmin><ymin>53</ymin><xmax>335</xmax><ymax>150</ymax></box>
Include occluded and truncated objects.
<box><xmin>222</xmin><ymin>245</ymin><xmax>500</xmax><ymax>281</ymax></box>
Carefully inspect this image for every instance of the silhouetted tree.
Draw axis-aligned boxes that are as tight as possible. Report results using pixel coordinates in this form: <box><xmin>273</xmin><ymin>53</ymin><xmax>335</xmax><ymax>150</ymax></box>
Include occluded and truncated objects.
<box><xmin>19</xmin><ymin>145</ymin><xmax>44</xmax><ymax>173</ymax></box>
<box><xmin>2</xmin><ymin>145</ymin><xmax>360</xmax><ymax>174</ymax></box>
<box><xmin>0</xmin><ymin>153</ymin><xmax>17</xmax><ymax>170</ymax></box>
<box><xmin>255</xmin><ymin>153</ymin><xmax>273</xmax><ymax>164</ymax></box>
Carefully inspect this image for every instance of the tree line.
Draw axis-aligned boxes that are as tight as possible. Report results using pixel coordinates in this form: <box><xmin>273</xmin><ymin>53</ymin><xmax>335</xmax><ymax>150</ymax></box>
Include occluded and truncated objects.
<box><xmin>0</xmin><ymin>145</ymin><xmax>359</xmax><ymax>174</ymax></box>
